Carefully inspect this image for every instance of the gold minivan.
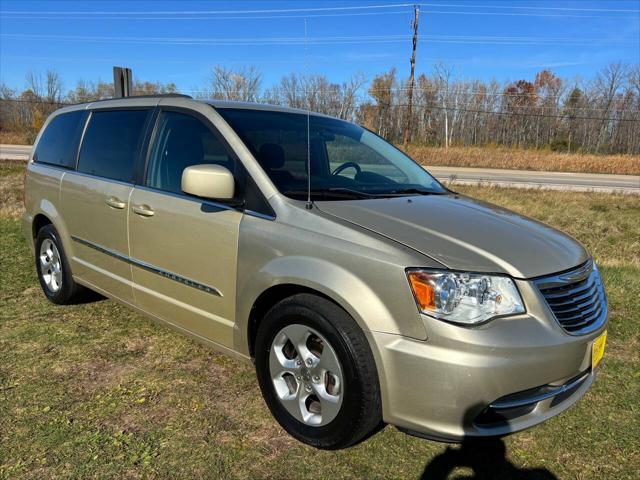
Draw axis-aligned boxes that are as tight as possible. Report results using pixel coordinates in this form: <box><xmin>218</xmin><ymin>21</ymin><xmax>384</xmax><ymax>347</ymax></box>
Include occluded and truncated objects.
<box><xmin>23</xmin><ymin>95</ymin><xmax>608</xmax><ymax>449</ymax></box>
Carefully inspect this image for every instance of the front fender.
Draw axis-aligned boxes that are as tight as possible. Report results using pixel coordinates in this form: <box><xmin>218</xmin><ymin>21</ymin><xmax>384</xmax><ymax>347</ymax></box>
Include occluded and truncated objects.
<box><xmin>236</xmin><ymin>255</ymin><xmax>427</xmax><ymax>356</ymax></box>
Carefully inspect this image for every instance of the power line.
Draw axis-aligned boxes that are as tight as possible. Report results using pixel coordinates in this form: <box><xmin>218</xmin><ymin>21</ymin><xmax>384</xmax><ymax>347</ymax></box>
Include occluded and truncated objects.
<box><xmin>1</xmin><ymin>97</ymin><xmax>637</xmax><ymax>123</ymax></box>
<box><xmin>418</xmin><ymin>2</ymin><xmax>640</xmax><ymax>13</ymax></box>
<box><xmin>1</xmin><ymin>10</ymin><xmax>628</xmax><ymax>20</ymax></box>
<box><xmin>2</xmin><ymin>33</ymin><xmax>633</xmax><ymax>47</ymax></box>
<box><xmin>0</xmin><ymin>10</ymin><xmax>415</xmax><ymax>21</ymax></box>
<box><xmin>0</xmin><ymin>3</ymin><xmax>416</xmax><ymax>15</ymax></box>
<box><xmin>410</xmin><ymin>9</ymin><xmax>631</xmax><ymax>19</ymax></box>
<box><xmin>2</xmin><ymin>1</ymin><xmax>637</xmax><ymax>15</ymax></box>
<box><xmin>385</xmin><ymin>103</ymin><xmax>640</xmax><ymax>122</ymax></box>
<box><xmin>175</xmin><ymin>90</ymin><xmax>637</xmax><ymax>112</ymax></box>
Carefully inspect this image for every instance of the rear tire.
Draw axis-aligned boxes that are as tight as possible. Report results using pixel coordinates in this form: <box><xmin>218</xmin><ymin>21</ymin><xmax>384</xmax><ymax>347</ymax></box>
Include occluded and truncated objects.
<box><xmin>35</xmin><ymin>224</ymin><xmax>86</xmax><ymax>304</ymax></box>
<box><xmin>255</xmin><ymin>293</ymin><xmax>383</xmax><ymax>449</ymax></box>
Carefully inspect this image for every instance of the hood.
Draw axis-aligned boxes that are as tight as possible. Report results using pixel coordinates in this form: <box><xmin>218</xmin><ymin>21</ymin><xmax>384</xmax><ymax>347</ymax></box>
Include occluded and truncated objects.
<box><xmin>315</xmin><ymin>194</ymin><xmax>588</xmax><ymax>279</ymax></box>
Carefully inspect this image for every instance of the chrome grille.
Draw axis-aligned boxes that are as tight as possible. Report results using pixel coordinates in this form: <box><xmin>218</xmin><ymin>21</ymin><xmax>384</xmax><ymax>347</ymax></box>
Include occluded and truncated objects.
<box><xmin>534</xmin><ymin>261</ymin><xmax>607</xmax><ymax>335</ymax></box>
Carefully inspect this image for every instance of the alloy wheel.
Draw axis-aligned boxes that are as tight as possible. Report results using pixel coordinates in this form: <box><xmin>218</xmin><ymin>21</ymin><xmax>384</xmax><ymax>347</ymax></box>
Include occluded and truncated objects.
<box><xmin>269</xmin><ymin>324</ymin><xmax>344</xmax><ymax>426</ymax></box>
<box><xmin>39</xmin><ymin>238</ymin><xmax>62</xmax><ymax>293</ymax></box>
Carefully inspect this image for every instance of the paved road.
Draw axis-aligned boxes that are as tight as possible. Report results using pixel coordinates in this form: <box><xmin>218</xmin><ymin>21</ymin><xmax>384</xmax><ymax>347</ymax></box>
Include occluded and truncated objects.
<box><xmin>428</xmin><ymin>166</ymin><xmax>640</xmax><ymax>194</ymax></box>
<box><xmin>0</xmin><ymin>144</ymin><xmax>31</xmax><ymax>161</ymax></box>
<box><xmin>2</xmin><ymin>144</ymin><xmax>638</xmax><ymax>194</ymax></box>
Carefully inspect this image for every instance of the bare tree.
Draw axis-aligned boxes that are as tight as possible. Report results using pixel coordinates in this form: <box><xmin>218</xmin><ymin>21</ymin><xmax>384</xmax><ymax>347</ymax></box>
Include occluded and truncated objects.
<box><xmin>592</xmin><ymin>63</ymin><xmax>628</xmax><ymax>152</ymax></box>
<box><xmin>204</xmin><ymin>65</ymin><xmax>261</xmax><ymax>102</ymax></box>
<box><xmin>434</xmin><ymin>63</ymin><xmax>453</xmax><ymax>148</ymax></box>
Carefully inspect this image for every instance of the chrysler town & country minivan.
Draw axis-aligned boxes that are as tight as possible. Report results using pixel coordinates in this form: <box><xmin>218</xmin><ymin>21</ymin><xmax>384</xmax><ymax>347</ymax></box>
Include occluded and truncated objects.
<box><xmin>22</xmin><ymin>95</ymin><xmax>608</xmax><ymax>449</ymax></box>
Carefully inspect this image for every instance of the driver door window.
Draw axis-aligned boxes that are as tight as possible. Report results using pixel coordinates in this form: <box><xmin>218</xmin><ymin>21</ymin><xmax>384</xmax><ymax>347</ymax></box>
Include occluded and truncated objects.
<box><xmin>146</xmin><ymin>111</ymin><xmax>235</xmax><ymax>194</ymax></box>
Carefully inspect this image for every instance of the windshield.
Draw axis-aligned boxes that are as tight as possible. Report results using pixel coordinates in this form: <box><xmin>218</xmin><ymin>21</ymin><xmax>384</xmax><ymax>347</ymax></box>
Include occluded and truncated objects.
<box><xmin>216</xmin><ymin>107</ymin><xmax>447</xmax><ymax>200</ymax></box>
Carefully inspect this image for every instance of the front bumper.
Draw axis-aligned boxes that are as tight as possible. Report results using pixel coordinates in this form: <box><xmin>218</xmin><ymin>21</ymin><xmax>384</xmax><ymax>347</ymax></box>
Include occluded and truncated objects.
<box><xmin>367</xmin><ymin>279</ymin><xmax>607</xmax><ymax>442</ymax></box>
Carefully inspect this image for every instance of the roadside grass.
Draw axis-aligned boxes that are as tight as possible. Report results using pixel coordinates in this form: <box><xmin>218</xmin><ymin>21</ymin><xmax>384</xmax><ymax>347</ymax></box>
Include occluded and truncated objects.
<box><xmin>0</xmin><ymin>130</ymin><xmax>30</xmax><ymax>146</ymax></box>
<box><xmin>1</xmin><ymin>169</ymin><xmax>638</xmax><ymax>479</ymax></box>
<box><xmin>406</xmin><ymin>145</ymin><xmax>640</xmax><ymax>176</ymax></box>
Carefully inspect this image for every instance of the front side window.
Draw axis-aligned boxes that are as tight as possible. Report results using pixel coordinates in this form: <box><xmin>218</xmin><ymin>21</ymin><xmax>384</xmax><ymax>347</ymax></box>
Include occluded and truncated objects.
<box><xmin>146</xmin><ymin>111</ymin><xmax>235</xmax><ymax>195</ymax></box>
<box><xmin>78</xmin><ymin>109</ymin><xmax>149</xmax><ymax>182</ymax></box>
<box><xmin>217</xmin><ymin>108</ymin><xmax>447</xmax><ymax>200</ymax></box>
<box><xmin>34</xmin><ymin>110</ymin><xmax>87</xmax><ymax>168</ymax></box>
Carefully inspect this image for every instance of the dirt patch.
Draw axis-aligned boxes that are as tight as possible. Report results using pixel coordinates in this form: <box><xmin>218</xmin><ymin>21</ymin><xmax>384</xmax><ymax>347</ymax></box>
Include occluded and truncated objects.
<box><xmin>0</xmin><ymin>171</ymin><xmax>24</xmax><ymax>220</ymax></box>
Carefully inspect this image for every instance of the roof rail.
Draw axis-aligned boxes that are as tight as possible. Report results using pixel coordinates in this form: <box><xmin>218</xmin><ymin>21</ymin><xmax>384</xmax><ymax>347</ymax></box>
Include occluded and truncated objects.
<box><xmin>80</xmin><ymin>93</ymin><xmax>193</xmax><ymax>105</ymax></box>
<box><xmin>127</xmin><ymin>93</ymin><xmax>193</xmax><ymax>99</ymax></box>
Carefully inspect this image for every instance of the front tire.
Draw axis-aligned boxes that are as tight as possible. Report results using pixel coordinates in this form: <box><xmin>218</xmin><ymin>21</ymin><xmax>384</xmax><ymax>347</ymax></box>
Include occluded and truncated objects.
<box><xmin>255</xmin><ymin>293</ymin><xmax>383</xmax><ymax>449</ymax></box>
<box><xmin>35</xmin><ymin>224</ymin><xmax>85</xmax><ymax>304</ymax></box>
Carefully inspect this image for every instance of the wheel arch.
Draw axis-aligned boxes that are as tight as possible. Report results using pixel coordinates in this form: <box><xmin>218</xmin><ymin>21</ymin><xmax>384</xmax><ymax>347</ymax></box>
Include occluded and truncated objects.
<box><xmin>238</xmin><ymin>255</ymin><xmax>416</xmax><ymax>359</ymax></box>
<box><xmin>30</xmin><ymin>199</ymin><xmax>74</xmax><ymax>255</ymax></box>
<box><xmin>32</xmin><ymin>213</ymin><xmax>53</xmax><ymax>238</ymax></box>
<box><xmin>246</xmin><ymin>284</ymin><xmax>339</xmax><ymax>358</ymax></box>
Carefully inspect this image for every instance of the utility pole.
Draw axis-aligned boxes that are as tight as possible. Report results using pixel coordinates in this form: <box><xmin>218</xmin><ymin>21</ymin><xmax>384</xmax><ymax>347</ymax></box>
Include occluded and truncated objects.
<box><xmin>403</xmin><ymin>4</ymin><xmax>420</xmax><ymax>148</ymax></box>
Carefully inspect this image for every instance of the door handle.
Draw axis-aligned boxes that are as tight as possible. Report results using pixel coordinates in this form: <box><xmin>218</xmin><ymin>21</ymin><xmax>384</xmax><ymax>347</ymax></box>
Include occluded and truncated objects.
<box><xmin>105</xmin><ymin>196</ymin><xmax>126</xmax><ymax>209</ymax></box>
<box><xmin>132</xmin><ymin>204</ymin><xmax>155</xmax><ymax>217</ymax></box>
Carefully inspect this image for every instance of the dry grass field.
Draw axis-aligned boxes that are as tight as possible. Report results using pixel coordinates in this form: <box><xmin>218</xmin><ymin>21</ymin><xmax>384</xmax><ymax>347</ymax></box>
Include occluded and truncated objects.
<box><xmin>0</xmin><ymin>130</ymin><xmax>29</xmax><ymax>146</ymax></box>
<box><xmin>1</xmin><ymin>160</ymin><xmax>639</xmax><ymax>479</ymax></box>
<box><xmin>405</xmin><ymin>145</ymin><xmax>640</xmax><ymax>175</ymax></box>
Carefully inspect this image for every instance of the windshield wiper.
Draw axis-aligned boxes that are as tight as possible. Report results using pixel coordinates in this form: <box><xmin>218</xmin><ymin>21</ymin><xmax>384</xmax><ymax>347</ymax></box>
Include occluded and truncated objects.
<box><xmin>282</xmin><ymin>189</ymin><xmax>373</xmax><ymax>200</ymax></box>
<box><xmin>387</xmin><ymin>187</ymin><xmax>440</xmax><ymax>196</ymax></box>
<box><xmin>282</xmin><ymin>187</ymin><xmax>440</xmax><ymax>200</ymax></box>
<box><xmin>326</xmin><ymin>187</ymin><xmax>379</xmax><ymax>198</ymax></box>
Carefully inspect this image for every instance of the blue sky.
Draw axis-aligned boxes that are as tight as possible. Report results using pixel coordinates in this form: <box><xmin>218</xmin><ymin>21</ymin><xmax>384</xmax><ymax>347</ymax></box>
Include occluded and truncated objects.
<box><xmin>1</xmin><ymin>0</ymin><xmax>638</xmax><ymax>95</ymax></box>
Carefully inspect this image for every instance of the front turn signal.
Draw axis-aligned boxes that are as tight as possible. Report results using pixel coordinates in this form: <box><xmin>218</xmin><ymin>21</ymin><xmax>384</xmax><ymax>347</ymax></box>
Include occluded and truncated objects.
<box><xmin>407</xmin><ymin>271</ymin><xmax>436</xmax><ymax>312</ymax></box>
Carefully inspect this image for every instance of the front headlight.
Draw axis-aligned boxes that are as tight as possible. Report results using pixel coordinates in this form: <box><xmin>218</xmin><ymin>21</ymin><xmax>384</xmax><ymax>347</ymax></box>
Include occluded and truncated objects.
<box><xmin>406</xmin><ymin>269</ymin><xmax>525</xmax><ymax>325</ymax></box>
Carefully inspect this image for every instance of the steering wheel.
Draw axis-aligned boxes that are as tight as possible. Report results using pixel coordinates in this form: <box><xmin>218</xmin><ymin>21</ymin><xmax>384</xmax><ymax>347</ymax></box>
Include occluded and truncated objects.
<box><xmin>332</xmin><ymin>162</ymin><xmax>362</xmax><ymax>176</ymax></box>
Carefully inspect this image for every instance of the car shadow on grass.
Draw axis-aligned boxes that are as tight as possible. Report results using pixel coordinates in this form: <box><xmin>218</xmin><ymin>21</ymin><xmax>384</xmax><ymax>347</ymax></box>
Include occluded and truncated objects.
<box><xmin>419</xmin><ymin>405</ymin><xmax>557</xmax><ymax>479</ymax></box>
<box><xmin>73</xmin><ymin>288</ymin><xmax>106</xmax><ymax>304</ymax></box>
<box><xmin>420</xmin><ymin>437</ymin><xmax>557</xmax><ymax>479</ymax></box>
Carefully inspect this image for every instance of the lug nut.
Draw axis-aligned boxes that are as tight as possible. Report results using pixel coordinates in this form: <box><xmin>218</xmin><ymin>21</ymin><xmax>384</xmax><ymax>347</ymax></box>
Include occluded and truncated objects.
<box><xmin>296</xmin><ymin>360</ymin><xmax>301</xmax><ymax>366</ymax></box>
<box><xmin>305</xmin><ymin>384</ymin><xmax>312</xmax><ymax>392</ymax></box>
<box><xmin>305</xmin><ymin>359</ymin><xmax>313</xmax><ymax>366</ymax></box>
<box><xmin>313</xmin><ymin>375</ymin><xmax>320</xmax><ymax>382</ymax></box>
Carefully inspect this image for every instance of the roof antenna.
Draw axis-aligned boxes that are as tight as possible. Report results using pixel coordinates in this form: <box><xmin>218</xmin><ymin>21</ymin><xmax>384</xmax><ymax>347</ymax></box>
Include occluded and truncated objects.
<box><xmin>304</xmin><ymin>17</ymin><xmax>313</xmax><ymax>210</ymax></box>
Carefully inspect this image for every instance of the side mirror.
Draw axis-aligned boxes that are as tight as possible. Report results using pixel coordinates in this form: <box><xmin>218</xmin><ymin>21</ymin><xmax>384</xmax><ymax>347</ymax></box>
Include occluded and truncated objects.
<box><xmin>181</xmin><ymin>164</ymin><xmax>235</xmax><ymax>200</ymax></box>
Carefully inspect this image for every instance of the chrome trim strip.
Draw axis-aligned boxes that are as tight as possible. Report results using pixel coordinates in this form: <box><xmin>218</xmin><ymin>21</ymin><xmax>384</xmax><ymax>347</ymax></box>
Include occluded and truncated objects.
<box><xmin>490</xmin><ymin>370</ymin><xmax>591</xmax><ymax>410</ymax></box>
<box><xmin>64</xmin><ymin>169</ymin><xmax>135</xmax><ymax>187</ymax></box>
<box><xmin>534</xmin><ymin>260</ymin><xmax>593</xmax><ymax>290</ymax></box>
<box><xmin>75</xmin><ymin>110</ymin><xmax>92</xmax><ymax>170</ymax></box>
<box><xmin>71</xmin><ymin>235</ymin><xmax>222</xmax><ymax>297</ymax></box>
<box><xmin>244</xmin><ymin>209</ymin><xmax>276</xmax><ymax>221</ymax></box>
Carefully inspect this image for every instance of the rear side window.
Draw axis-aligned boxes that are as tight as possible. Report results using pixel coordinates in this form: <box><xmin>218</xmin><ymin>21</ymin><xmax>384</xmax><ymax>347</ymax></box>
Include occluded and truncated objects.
<box><xmin>146</xmin><ymin>111</ymin><xmax>235</xmax><ymax>194</ymax></box>
<box><xmin>34</xmin><ymin>110</ymin><xmax>87</xmax><ymax>169</ymax></box>
<box><xmin>78</xmin><ymin>110</ymin><xmax>149</xmax><ymax>183</ymax></box>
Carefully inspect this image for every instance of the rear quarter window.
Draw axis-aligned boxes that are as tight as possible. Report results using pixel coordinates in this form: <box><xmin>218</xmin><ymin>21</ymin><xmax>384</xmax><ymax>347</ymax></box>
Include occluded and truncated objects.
<box><xmin>78</xmin><ymin>109</ymin><xmax>149</xmax><ymax>183</ymax></box>
<box><xmin>33</xmin><ymin>110</ymin><xmax>87</xmax><ymax>169</ymax></box>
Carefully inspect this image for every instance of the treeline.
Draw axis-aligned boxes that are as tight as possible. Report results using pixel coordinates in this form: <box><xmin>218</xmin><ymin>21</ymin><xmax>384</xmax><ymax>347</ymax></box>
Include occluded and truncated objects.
<box><xmin>0</xmin><ymin>71</ymin><xmax>177</xmax><ymax>143</ymax></box>
<box><xmin>1</xmin><ymin>63</ymin><xmax>638</xmax><ymax>154</ymax></box>
<box><xmin>357</xmin><ymin>63</ymin><xmax>640</xmax><ymax>155</ymax></box>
